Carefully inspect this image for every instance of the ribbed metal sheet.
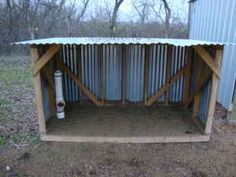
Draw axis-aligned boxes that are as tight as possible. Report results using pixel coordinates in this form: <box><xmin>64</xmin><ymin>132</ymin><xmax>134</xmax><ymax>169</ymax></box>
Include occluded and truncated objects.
<box><xmin>56</xmin><ymin>44</ymin><xmax>187</xmax><ymax>103</ymax></box>
<box><xmin>189</xmin><ymin>0</ymin><xmax>236</xmax><ymax>110</ymax></box>
<box><xmin>14</xmin><ymin>37</ymin><xmax>225</xmax><ymax>47</ymax></box>
<box><xmin>199</xmin><ymin>79</ymin><xmax>211</xmax><ymax>124</ymax></box>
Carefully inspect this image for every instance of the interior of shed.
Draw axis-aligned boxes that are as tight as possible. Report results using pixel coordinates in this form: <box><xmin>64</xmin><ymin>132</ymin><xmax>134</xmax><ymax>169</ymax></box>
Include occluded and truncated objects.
<box><xmin>31</xmin><ymin>43</ymin><xmax>222</xmax><ymax>142</ymax></box>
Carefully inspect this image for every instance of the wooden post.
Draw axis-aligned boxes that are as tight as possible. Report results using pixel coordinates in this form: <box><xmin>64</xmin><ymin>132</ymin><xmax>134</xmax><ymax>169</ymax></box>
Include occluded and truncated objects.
<box><xmin>122</xmin><ymin>45</ymin><xmax>126</xmax><ymax>104</ymax></box>
<box><xmin>165</xmin><ymin>45</ymin><xmax>172</xmax><ymax>105</ymax></box>
<box><xmin>205</xmin><ymin>49</ymin><xmax>223</xmax><ymax>134</ymax></box>
<box><xmin>192</xmin><ymin>54</ymin><xmax>204</xmax><ymax>119</ymax></box>
<box><xmin>144</xmin><ymin>45</ymin><xmax>149</xmax><ymax>103</ymax></box>
<box><xmin>31</xmin><ymin>45</ymin><xmax>46</xmax><ymax>134</ymax></box>
<box><xmin>183</xmin><ymin>47</ymin><xmax>192</xmax><ymax>105</ymax></box>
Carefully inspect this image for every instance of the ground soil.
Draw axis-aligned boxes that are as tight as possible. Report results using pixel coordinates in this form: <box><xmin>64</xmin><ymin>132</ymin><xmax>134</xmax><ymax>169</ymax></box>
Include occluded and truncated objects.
<box><xmin>0</xmin><ymin>56</ymin><xmax>236</xmax><ymax>177</ymax></box>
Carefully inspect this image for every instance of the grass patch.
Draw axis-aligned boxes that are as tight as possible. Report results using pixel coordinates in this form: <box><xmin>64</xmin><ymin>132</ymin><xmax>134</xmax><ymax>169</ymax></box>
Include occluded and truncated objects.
<box><xmin>10</xmin><ymin>133</ymin><xmax>40</xmax><ymax>146</ymax></box>
<box><xmin>0</xmin><ymin>68</ymin><xmax>32</xmax><ymax>86</ymax></box>
<box><xmin>0</xmin><ymin>136</ymin><xmax>6</xmax><ymax>147</ymax></box>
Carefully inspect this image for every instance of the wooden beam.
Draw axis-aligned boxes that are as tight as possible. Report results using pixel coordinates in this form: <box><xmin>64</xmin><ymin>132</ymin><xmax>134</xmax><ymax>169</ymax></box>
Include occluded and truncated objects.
<box><xmin>205</xmin><ymin>49</ymin><xmax>223</xmax><ymax>134</ymax></box>
<box><xmin>33</xmin><ymin>45</ymin><xmax>60</xmax><ymax>76</ymax></box>
<box><xmin>145</xmin><ymin>65</ymin><xmax>187</xmax><ymax>106</ymax></box>
<box><xmin>41</xmin><ymin>134</ymin><xmax>210</xmax><ymax>143</ymax></box>
<box><xmin>144</xmin><ymin>45</ymin><xmax>149</xmax><ymax>103</ymax></box>
<box><xmin>183</xmin><ymin>47</ymin><xmax>193</xmax><ymax>104</ymax></box>
<box><xmin>57</xmin><ymin>60</ymin><xmax>103</xmax><ymax>106</ymax></box>
<box><xmin>165</xmin><ymin>45</ymin><xmax>172</xmax><ymax>105</ymax></box>
<box><xmin>31</xmin><ymin>45</ymin><xmax>46</xmax><ymax>134</ymax></box>
<box><xmin>194</xmin><ymin>46</ymin><xmax>220</xmax><ymax>78</ymax></box>
<box><xmin>191</xmin><ymin>57</ymin><xmax>204</xmax><ymax>118</ymax></box>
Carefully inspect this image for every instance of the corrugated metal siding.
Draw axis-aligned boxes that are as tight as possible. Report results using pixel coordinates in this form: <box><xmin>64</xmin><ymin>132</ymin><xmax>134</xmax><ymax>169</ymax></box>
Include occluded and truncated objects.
<box><xmin>199</xmin><ymin>79</ymin><xmax>211</xmax><ymax>124</ymax></box>
<box><xmin>15</xmin><ymin>37</ymin><xmax>224</xmax><ymax>46</ymax></box>
<box><xmin>58</xmin><ymin>44</ymin><xmax>187</xmax><ymax>103</ymax></box>
<box><xmin>189</xmin><ymin>0</ymin><xmax>236</xmax><ymax>110</ymax></box>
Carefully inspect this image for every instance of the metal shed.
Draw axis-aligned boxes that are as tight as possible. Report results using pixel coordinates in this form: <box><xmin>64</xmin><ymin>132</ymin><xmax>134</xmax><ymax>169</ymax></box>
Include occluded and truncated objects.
<box><xmin>15</xmin><ymin>37</ymin><xmax>224</xmax><ymax>143</ymax></box>
<box><xmin>189</xmin><ymin>0</ymin><xmax>236</xmax><ymax>117</ymax></box>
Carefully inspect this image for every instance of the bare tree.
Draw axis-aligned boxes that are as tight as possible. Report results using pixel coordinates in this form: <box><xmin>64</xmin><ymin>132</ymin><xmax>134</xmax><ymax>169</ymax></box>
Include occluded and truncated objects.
<box><xmin>66</xmin><ymin>0</ymin><xmax>89</xmax><ymax>36</ymax></box>
<box><xmin>132</xmin><ymin>0</ymin><xmax>150</xmax><ymax>24</ymax></box>
<box><xmin>110</xmin><ymin>0</ymin><xmax>125</xmax><ymax>36</ymax></box>
<box><xmin>151</xmin><ymin>0</ymin><xmax>171</xmax><ymax>37</ymax></box>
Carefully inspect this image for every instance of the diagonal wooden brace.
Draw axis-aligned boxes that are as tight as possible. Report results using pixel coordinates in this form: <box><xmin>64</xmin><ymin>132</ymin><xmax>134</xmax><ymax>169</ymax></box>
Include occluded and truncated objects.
<box><xmin>145</xmin><ymin>65</ymin><xmax>187</xmax><ymax>106</ymax></box>
<box><xmin>33</xmin><ymin>45</ymin><xmax>60</xmax><ymax>76</ymax></box>
<box><xmin>193</xmin><ymin>46</ymin><xmax>220</xmax><ymax>78</ymax></box>
<box><xmin>57</xmin><ymin>60</ymin><xmax>103</xmax><ymax>106</ymax></box>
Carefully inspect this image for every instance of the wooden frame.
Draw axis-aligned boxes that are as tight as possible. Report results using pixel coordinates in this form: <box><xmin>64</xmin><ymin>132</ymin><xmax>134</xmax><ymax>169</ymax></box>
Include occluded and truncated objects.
<box><xmin>30</xmin><ymin>43</ymin><xmax>223</xmax><ymax>143</ymax></box>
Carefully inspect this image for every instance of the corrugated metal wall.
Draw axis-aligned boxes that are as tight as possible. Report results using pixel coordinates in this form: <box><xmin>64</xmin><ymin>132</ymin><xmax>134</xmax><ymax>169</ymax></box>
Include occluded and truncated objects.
<box><xmin>59</xmin><ymin>44</ymin><xmax>187</xmax><ymax>104</ymax></box>
<box><xmin>189</xmin><ymin>0</ymin><xmax>236</xmax><ymax>110</ymax></box>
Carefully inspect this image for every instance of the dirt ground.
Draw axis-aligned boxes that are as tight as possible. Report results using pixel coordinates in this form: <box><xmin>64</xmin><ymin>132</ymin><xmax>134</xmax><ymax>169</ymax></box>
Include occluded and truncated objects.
<box><xmin>0</xmin><ymin>56</ymin><xmax>236</xmax><ymax>177</ymax></box>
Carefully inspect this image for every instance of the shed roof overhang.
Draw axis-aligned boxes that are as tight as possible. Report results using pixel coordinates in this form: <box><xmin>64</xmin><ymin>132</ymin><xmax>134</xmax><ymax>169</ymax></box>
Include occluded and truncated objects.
<box><xmin>14</xmin><ymin>37</ymin><xmax>226</xmax><ymax>47</ymax></box>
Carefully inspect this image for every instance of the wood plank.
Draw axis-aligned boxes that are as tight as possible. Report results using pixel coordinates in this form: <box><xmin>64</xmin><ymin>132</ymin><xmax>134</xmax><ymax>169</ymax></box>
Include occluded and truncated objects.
<box><xmin>33</xmin><ymin>45</ymin><xmax>60</xmax><ymax>76</ymax></box>
<box><xmin>183</xmin><ymin>47</ymin><xmax>193</xmax><ymax>104</ymax></box>
<box><xmin>57</xmin><ymin>60</ymin><xmax>103</xmax><ymax>106</ymax></box>
<box><xmin>122</xmin><ymin>45</ymin><xmax>126</xmax><ymax>104</ymax></box>
<box><xmin>191</xmin><ymin>57</ymin><xmax>204</xmax><ymax>118</ymax></box>
<box><xmin>194</xmin><ymin>46</ymin><xmax>220</xmax><ymax>78</ymax></box>
<box><xmin>144</xmin><ymin>45</ymin><xmax>149</xmax><ymax>102</ymax></box>
<box><xmin>41</xmin><ymin>134</ymin><xmax>210</xmax><ymax>143</ymax></box>
<box><xmin>165</xmin><ymin>45</ymin><xmax>172</xmax><ymax>105</ymax></box>
<box><xmin>145</xmin><ymin>65</ymin><xmax>187</xmax><ymax>106</ymax></box>
<box><xmin>31</xmin><ymin>45</ymin><xmax>46</xmax><ymax>134</ymax></box>
<box><xmin>205</xmin><ymin>49</ymin><xmax>223</xmax><ymax>134</ymax></box>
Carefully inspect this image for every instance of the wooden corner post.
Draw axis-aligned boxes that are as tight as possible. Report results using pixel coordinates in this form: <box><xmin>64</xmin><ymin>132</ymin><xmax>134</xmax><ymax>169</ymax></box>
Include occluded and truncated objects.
<box><xmin>205</xmin><ymin>48</ymin><xmax>223</xmax><ymax>134</ymax></box>
<box><xmin>31</xmin><ymin>45</ymin><xmax>46</xmax><ymax>134</ymax></box>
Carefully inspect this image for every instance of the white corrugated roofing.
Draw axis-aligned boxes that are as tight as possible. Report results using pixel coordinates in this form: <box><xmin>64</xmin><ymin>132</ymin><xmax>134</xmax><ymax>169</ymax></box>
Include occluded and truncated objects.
<box><xmin>14</xmin><ymin>37</ymin><xmax>226</xmax><ymax>47</ymax></box>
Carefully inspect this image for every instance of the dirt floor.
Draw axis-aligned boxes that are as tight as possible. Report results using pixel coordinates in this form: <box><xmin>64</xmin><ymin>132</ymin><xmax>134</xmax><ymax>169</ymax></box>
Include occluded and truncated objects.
<box><xmin>1</xmin><ymin>56</ymin><xmax>236</xmax><ymax>177</ymax></box>
<box><xmin>47</xmin><ymin>105</ymin><xmax>200</xmax><ymax>137</ymax></box>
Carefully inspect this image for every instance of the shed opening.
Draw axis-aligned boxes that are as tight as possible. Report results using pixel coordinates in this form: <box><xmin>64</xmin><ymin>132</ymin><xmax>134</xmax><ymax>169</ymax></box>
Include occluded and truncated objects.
<box><xmin>16</xmin><ymin>38</ymin><xmax>224</xmax><ymax>143</ymax></box>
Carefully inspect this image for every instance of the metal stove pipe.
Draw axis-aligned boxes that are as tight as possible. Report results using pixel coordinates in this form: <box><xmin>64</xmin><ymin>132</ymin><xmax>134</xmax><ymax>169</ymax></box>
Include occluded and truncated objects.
<box><xmin>54</xmin><ymin>70</ymin><xmax>65</xmax><ymax>119</ymax></box>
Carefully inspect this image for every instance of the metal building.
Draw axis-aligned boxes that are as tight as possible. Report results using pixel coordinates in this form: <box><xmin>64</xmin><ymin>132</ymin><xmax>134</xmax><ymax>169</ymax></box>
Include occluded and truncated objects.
<box><xmin>189</xmin><ymin>0</ymin><xmax>236</xmax><ymax>113</ymax></box>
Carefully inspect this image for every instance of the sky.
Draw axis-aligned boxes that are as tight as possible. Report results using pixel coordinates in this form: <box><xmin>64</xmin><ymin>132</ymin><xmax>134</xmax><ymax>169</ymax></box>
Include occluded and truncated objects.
<box><xmin>87</xmin><ymin>0</ymin><xmax>189</xmax><ymax>23</ymax></box>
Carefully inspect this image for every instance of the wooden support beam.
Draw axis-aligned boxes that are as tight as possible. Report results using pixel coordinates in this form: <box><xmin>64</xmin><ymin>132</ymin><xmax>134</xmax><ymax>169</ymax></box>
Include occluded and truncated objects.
<box><xmin>31</xmin><ymin>45</ymin><xmax>46</xmax><ymax>134</ymax></box>
<box><xmin>205</xmin><ymin>49</ymin><xmax>223</xmax><ymax>134</ymax></box>
<box><xmin>33</xmin><ymin>45</ymin><xmax>60</xmax><ymax>76</ymax></box>
<box><xmin>183</xmin><ymin>47</ymin><xmax>193</xmax><ymax>105</ymax></box>
<box><xmin>191</xmin><ymin>57</ymin><xmax>204</xmax><ymax>118</ymax></box>
<box><xmin>122</xmin><ymin>45</ymin><xmax>126</xmax><ymax>104</ymax></box>
<box><xmin>165</xmin><ymin>45</ymin><xmax>172</xmax><ymax>105</ymax></box>
<box><xmin>145</xmin><ymin>65</ymin><xmax>187</xmax><ymax>106</ymax></box>
<box><xmin>194</xmin><ymin>46</ymin><xmax>220</xmax><ymax>78</ymax></box>
<box><xmin>57</xmin><ymin>60</ymin><xmax>103</xmax><ymax>106</ymax></box>
<box><xmin>144</xmin><ymin>45</ymin><xmax>149</xmax><ymax>103</ymax></box>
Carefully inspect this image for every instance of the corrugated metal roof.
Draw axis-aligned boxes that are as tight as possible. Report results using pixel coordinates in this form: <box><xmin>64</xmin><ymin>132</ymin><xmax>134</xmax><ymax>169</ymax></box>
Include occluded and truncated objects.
<box><xmin>13</xmin><ymin>37</ymin><xmax>227</xmax><ymax>47</ymax></box>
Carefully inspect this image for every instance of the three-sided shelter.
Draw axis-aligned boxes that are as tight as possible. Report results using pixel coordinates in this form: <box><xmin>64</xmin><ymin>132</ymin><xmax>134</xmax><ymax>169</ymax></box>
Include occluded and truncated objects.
<box><xmin>15</xmin><ymin>38</ymin><xmax>224</xmax><ymax>143</ymax></box>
